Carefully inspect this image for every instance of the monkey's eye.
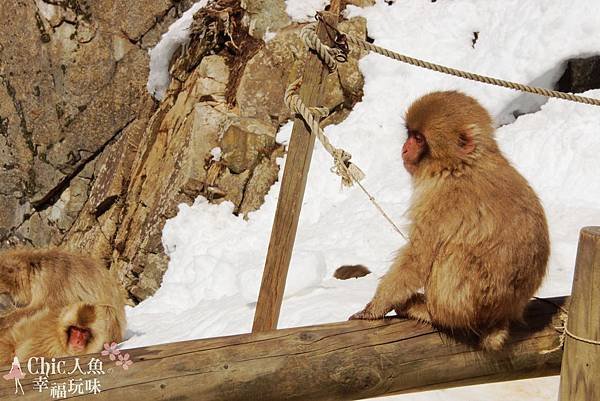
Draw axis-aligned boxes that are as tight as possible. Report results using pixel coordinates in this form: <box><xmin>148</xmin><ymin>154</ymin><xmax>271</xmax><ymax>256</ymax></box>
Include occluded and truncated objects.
<box><xmin>414</xmin><ymin>133</ymin><xmax>424</xmax><ymax>144</ymax></box>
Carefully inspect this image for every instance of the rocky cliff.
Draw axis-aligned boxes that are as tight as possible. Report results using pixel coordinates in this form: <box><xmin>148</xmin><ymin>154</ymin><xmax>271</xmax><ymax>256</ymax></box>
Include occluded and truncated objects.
<box><xmin>0</xmin><ymin>0</ymin><xmax>368</xmax><ymax>302</ymax></box>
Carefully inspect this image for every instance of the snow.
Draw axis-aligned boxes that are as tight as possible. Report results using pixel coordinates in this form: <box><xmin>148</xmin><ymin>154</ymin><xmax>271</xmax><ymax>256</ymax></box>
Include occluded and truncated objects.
<box><xmin>285</xmin><ymin>0</ymin><xmax>329</xmax><ymax>22</ymax></box>
<box><xmin>134</xmin><ymin>1</ymin><xmax>600</xmax><ymax>399</ymax></box>
<box><xmin>263</xmin><ymin>29</ymin><xmax>278</xmax><ymax>43</ymax></box>
<box><xmin>209</xmin><ymin>147</ymin><xmax>222</xmax><ymax>161</ymax></box>
<box><xmin>146</xmin><ymin>0</ymin><xmax>209</xmax><ymax>100</ymax></box>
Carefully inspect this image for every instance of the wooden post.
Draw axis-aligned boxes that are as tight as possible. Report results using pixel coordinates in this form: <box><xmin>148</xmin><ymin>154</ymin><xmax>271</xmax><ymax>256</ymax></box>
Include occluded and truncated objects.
<box><xmin>559</xmin><ymin>227</ymin><xmax>600</xmax><ymax>401</ymax></box>
<box><xmin>0</xmin><ymin>297</ymin><xmax>566</xmax><ymax>401</ymax></box>
<box><xmin>252</xmin><ymin>1</ymin><xmax>343</xmax><ymax>333</ymax></box>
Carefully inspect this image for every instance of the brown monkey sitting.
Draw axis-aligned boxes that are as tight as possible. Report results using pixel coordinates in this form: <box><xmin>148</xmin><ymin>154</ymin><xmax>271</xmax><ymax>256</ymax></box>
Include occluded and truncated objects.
<box><xmin>0</xmin><ymin>248</ymin><xmax>127</xmax><ymax>364</ymax></box>
<box><xmin>349</xmin><ymin>91</ymin><xmax>550</xmax><ymax>351</ymax></box>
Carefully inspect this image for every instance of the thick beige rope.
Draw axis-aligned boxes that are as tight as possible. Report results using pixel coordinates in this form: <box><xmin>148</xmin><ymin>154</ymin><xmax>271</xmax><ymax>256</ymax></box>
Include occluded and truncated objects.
<box><xmin>284</xmin><ymin>79</ymin><xmax>407</xmax><ymax>240</ymax></box>
<box><xmin>304</xmin><ymin>21</ymin><xmax>600</xmax><ymax>107</ymax></box>
<box><xmin>346</xmin><ymin>36</ymin><xmax>600</xmax><ymax>106</ymax></box>
<box><xmin>300</xmin><ymin>24</ymin><xmax>346</xmax><ymax>71</ymax></box>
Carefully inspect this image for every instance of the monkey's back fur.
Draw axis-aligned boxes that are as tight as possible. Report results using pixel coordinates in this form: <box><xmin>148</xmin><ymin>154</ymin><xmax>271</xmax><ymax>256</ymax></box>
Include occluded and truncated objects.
<box><xmin>0</xmin><ymin>248</ymin><xmax>125</xmax><ymax>312</ymax></box>
<box><xmin>410</xmin><ymin>148</ymin><xmax>549</xmax><ymax>330</ymax></box>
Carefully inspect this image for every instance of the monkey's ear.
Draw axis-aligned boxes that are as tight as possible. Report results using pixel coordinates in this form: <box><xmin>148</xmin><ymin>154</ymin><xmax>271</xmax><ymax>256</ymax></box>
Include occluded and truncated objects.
<box><xmin>458</xmin><ymin>129</ymin><xmax>476</xmax><ymax>154</ymax></box>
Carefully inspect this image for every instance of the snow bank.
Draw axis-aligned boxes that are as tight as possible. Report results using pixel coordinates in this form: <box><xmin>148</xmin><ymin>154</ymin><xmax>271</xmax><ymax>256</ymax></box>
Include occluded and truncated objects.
<box><xmin>134</xmin><ymin>1</ymin><xmax>600</xmax><ymax>400</ymax></box>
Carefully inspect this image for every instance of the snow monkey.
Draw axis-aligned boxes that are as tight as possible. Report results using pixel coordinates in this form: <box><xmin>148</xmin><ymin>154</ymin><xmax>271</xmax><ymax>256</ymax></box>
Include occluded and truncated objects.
<box><xmin>0</xmin><ymin>248</ymin><xmax>127</xmax><ymax>364</ymax></box>
<box><xmin>348</xmin><ymin>91</ymin><xmax>550</xmax><ymax>351</ymax></box>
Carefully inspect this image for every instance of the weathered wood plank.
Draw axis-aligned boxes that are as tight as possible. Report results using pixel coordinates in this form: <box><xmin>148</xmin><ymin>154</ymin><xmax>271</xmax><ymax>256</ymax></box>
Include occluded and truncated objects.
<box><xmin>559</xmin><ymin>227</ymin><xmax>600</xmax><ymax>401</ymax></box>
<box><xmin>252</xmin><ymin>0</ymin><xmax>344</xmax><ymax>333</ymax></box>
<box><xmin>0</xmin><ymin>297</ymin><xmax>566</xmax><ymax>400</ymax></box>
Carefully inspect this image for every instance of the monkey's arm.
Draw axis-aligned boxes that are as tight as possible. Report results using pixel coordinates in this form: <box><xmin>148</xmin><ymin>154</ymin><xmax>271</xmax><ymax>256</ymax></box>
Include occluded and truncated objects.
<box><xmin>350</xmin><ymin>246</ymin><xmax>426</xmax><ymax>320</ymax></box>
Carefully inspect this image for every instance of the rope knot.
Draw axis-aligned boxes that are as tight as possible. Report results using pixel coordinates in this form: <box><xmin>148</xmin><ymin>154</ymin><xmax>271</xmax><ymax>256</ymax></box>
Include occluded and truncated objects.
<box><xmin>332</xmin><ymin>149</ymin><xmax>365</xmax><ymax>187</ymax></box>
<box><xmin>284</xmin><ymin>79</ymin><xmax>364</xmax><ymax>188</ymax></box>
<box><xmin>300</xmin><ymin>23</ymin><xmax>343</xmax><ymax>72</ymax></box>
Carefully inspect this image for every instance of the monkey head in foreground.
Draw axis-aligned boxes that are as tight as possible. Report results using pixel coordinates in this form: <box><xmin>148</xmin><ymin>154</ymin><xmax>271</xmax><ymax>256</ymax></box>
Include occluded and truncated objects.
<box><xmin>0</xmin><ymin>248</ymin><xmax>127</xmax><ymax>364</ymax></box>
<box><xmin>348</xmin><ymin>91</ymin><xmax>550</xmax><ymax>351</ymax></box>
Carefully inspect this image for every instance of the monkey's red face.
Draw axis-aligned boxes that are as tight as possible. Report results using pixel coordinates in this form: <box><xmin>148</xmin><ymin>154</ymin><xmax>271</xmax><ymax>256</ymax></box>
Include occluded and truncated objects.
<box><xmin>402</xmin><ymin>130</ymin><xmax>427</xmax><ymax>174</ymax></box>
<box><xmin>68</xmin><ymin>326</ymin><xmax>91</xmax><ymax>352</ymax></box>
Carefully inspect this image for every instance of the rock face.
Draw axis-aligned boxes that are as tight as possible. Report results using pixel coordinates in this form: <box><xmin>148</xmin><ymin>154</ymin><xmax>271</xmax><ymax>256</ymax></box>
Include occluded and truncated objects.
<box><xmin>0</xmin><ymin>0</ymin><xmax>368</xmax><ymax>302</ymax></box>
<box><xmin>0</xmin><ymin>0</ymin><xmax>195</xmax><ymax>247</ymax></box>
<box><xmin>557</xmin><ymin>56</ymin><xmax>600</xmax><ymax>94</ymax></box>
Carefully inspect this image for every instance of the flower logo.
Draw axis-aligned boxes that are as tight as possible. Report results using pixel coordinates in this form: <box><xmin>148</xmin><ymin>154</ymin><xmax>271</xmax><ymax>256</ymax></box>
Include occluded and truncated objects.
<box><xmin>101</xmin><ymin>342</ymin><xmax>134</xmax><ymax>370</ymax></box>
<box><xmin>115</xmin><ymin>353</ymin><xmax>133</xmax><ymax>370</ymax></box>
<box><xmin>101</xmin><ymin>342</ymin><xmax>120</xmax><ymax>361</ymax></box>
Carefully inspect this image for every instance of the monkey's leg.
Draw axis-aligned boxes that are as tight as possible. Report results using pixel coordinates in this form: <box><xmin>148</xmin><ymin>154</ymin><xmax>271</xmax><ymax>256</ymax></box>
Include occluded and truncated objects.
<box><xmin>480</xmin><ymin>321</ymin><xmax>510</xmax><ymax>351</ymax></box>
<box><xmin>395</xmin><ymin>293</ymin><xmax>432</xmax><ymax>324</ymax></box>
<box><xmin>350</xmin><ymin>253</ymin><xmax>423</xmax><ymax>320</ymax></box>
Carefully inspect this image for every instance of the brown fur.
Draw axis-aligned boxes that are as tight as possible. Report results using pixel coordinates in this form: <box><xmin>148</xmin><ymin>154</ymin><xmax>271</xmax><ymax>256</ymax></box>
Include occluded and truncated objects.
<box><xmin>0</xmin><ymin>248</ymin><xmax>127</xmax><ymax>364</ymax></box>
<box><xmin>0</xmin><ymin>303</ymin><xmax>125</xmax><ymax>365</ymax></box>
<box><xmin>349</xmin><ymin>91</ymin><xmax>550</xmax><ymax>351</ymax></box>
<box><xmin>334</xmin><ymin>265</ymin><xmax>372</xmax><ymax>280</ymax></box>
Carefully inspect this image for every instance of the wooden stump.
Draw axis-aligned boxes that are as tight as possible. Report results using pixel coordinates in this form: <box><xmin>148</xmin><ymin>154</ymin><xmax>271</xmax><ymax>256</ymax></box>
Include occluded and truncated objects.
<box><xmin>559</xmin><ymin>226</ymin><xmax>600</xmax><ymax>401</ymax></box>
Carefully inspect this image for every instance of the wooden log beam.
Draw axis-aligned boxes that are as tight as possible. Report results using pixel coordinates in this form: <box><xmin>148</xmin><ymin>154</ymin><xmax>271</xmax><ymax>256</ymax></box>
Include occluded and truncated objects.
<box><xmin>252</xmin><ymin>0</ymin><xmax>344</xmax><ymax>333</ymax></box>
<box><xmin>559</xmin><ymin>226</ymin><xmax>600</xmax><ymax>400</ymax></box>
<box><xmin>0</xmin><ymin>297</ymin><xmax>566</xmax><ymax>400</ymax></box>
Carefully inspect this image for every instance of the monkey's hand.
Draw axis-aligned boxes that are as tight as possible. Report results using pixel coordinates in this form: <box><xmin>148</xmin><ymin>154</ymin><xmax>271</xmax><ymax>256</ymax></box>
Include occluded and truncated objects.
<box><xmin>348</xmin><ymin>301</ymin><xmax>392</xmax><ymax>320</ymax></box>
